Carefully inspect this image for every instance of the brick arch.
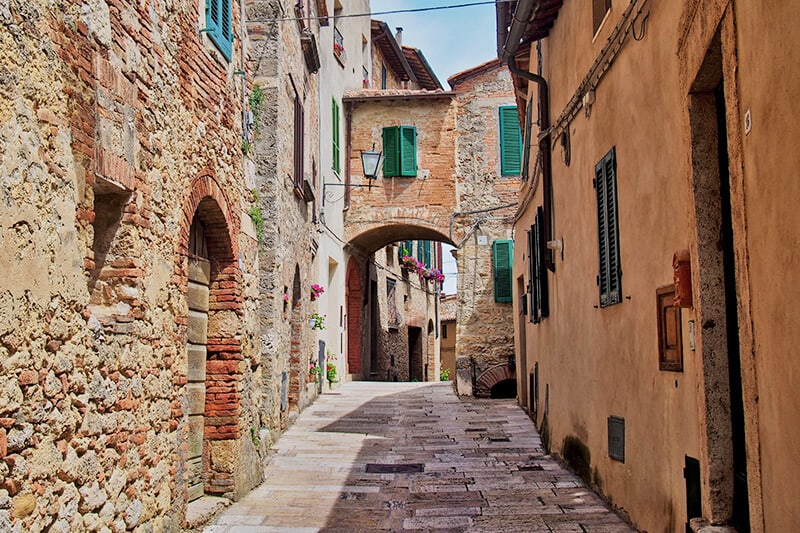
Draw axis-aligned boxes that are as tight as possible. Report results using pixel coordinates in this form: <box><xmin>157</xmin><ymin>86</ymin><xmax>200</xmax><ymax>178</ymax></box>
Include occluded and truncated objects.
<box><xmin>174</xmin><ymin>172</ymin><xmax>244</xmax><ymax>499</ymax></box>
<box><xmin>347</xmin><ymin>219</ymin><xmax>453</xmax><ymax>253</ymax></box>
<box><xmin>177</xmin><ymin>172</ymin><xmax>239</xmax><ymax>263</ymax></box>
<box><xmin>475</xmin><ymin>364</ymin><xmax>516</xmax><ymax>398</ymax></box>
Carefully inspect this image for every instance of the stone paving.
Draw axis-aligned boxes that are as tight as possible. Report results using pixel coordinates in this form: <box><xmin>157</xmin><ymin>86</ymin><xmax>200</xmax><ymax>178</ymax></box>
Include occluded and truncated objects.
<box><xmin>204</xmin><ymin>381</ymin><xmax>637</xmax><ymax>532</ymax></box>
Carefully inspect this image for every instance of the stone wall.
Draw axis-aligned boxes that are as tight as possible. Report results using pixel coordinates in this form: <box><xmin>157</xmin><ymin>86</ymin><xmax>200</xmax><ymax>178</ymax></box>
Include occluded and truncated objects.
<box><xmin>0</xmin><ymin>0</ymin><xmax>263</xmax><ymax>528</ymax></box>
<box><xmin>449</xmin><ymin>61</ymin><xmax>520</xmax><ymax>396</ymax></box>
<box><xmin>246</xmin><ymin>0</ymin><xmax>322</xmax><ymax>429</ymax></box>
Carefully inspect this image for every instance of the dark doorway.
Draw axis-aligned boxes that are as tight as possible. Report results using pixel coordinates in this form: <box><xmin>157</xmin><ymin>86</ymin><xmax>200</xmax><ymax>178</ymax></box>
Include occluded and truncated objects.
<box><xmin>369</xmin><ymin>279</ymin><xmax>379</xmax><ymax>376</ymax></box>
<box><xmin>408</xmin><ymin>326</ymin><xmax>423</xmax><ymax>381</ymax></box>
<box><xmin>714</xmin><ymin>81</ymin><xmax>749</xmax><ymax>532</ymax></box>
<box><xmin>688</xmin><ymin>30</ymin><xmax>749</xmax><ymax>530</ymax></box>
<box><xmin>490</xmin><ymin>378</ymin><xmax>517</xmax><ymax>399</ymax></box>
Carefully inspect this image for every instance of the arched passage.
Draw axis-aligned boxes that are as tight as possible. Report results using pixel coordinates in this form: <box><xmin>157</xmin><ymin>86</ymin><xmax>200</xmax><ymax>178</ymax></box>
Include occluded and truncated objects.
<box><xmin>177</xmin><ymin>174</ymin><xmax>244</xmax><ymax>500</ymax></box>
<box><xmin>475</xmin><ymin>364</ymin><xmax>516</xmax><ymax>399</ymax></box>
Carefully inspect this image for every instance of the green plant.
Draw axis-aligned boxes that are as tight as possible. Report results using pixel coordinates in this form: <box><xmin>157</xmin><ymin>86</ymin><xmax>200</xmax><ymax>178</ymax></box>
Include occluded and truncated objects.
<box><xmin>326</xmin><ymin>362</ymin><xmax>337</xmax><ymax>383</ymax></box>
<box><xmin>250</xmin><ymin>426</ymin><xmax>261</xmax><ymax>447</ymax></box>
<box><xmin>310</xmin><ymin>312</ymin><xmax>326</xmax><ymax>330</ymax></box>
<box><xmin>249</xmin><ymin>194</ymin><xmax>264</xmax><ymax>244</ymax></box>
<box><xmin>249</xmin><ymin>84</ymin><xmax>266</xmax><ymax>128</ymax></box>
<box><xmin>439</xmin><ymin>368</ymin><xmax>450</xmax><ymax>381</ymax></box>
<box><xmin>242</xmin><ymin>138</ymin><xmax>252</xmax><ymax>156</ymax></box>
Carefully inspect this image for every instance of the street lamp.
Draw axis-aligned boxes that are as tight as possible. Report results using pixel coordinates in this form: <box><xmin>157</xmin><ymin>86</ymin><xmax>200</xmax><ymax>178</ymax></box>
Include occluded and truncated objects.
<box><xmin>360</xmin><ymin>143</ymin><xmax>383</xmax><ymax>188</ymax></box>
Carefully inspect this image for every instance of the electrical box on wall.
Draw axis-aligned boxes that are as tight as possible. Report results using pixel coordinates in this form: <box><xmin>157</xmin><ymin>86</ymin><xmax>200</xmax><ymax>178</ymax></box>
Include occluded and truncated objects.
<box><xmin>673</xmin><ymin>249</ymin><xmax>693</xmax><ymax>308</ymax></box>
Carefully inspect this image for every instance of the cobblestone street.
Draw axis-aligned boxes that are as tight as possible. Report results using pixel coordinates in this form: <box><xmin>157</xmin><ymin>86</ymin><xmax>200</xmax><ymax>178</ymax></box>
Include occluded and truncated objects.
<box><xmin>204</xmin><ymin>382</ymin><xmax>637</xmax><ymax>532</ymax></box>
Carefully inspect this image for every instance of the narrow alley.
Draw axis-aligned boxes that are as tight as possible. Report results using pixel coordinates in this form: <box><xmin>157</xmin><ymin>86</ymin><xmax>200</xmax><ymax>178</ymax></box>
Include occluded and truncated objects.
<box><xmin>203</xmin><ymin>382</ymin><xmax>636</xmax><ymax>532</ymax></box>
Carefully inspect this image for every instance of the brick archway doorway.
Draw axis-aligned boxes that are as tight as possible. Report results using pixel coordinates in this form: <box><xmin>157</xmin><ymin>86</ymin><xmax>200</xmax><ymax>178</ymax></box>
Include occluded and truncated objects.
<box><xmin>178</xmin><ymin>175</ymin><xmax>244</xmax><ymax>501</ymax></box>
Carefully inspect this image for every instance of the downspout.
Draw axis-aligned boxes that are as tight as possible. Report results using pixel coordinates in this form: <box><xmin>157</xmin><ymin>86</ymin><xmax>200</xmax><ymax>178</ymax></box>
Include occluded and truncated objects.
<box><xmin>500</xmin><ymin>0</ymin><xmax>555</xmax><ymax>272</ymax></box>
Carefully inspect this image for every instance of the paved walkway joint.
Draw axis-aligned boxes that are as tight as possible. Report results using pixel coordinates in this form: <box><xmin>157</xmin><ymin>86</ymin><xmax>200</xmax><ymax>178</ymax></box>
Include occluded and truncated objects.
<box><xmin>205</xmin><ymin>381</ymin><xmax>637</xmax><ymax>532</ymax></box>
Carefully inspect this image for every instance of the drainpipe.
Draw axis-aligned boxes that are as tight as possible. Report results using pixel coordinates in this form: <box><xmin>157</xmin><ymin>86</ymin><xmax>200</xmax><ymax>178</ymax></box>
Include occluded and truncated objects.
<box><xmin>500</xmin><ymin>0</ymin><xmax>555</xmax><ymax>272</ymax></box>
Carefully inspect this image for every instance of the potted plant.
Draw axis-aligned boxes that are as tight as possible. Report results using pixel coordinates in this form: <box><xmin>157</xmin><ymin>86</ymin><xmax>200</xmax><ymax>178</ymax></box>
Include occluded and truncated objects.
<box><xmin>308</xmin><ymin>361</ymin><xmax>320</xmax><ymax>383</ymax></box>
<box><xmin>325</xmin><ymin>350</ymin><xmax>338</xmax><ymax>389</ymax></box>
<box><xmin>310</xmin><ymin>312</ymin><xmax>326</xmax><ymax>330</ymax></box>
<box><xmin>310</xmin><ymin>284</ymin><xmax>325</xmax><ymax>301</ymax></box>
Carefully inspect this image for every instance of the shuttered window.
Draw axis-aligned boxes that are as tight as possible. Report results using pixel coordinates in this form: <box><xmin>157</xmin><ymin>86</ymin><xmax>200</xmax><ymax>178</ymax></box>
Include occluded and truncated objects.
<box><xmin>493</xmin><ymin>240</ymin><xmax>513</xmax><ymax>303</ymax></box>
<box><xmin>382</xmin><ymin>126</ymin><xmax>417</xmax><ymax>177</ymax></box>
<box><xmin>294</xmin><ymin>94</ymin><xmax>304</xmax><ymax>191</ymax></box>
<box><xmin>332</xmin><ymin>98</ymin><xmax>341</xmax><ymax>174</ymax></box>
<box><xmin>206</xmin><ymin>0</ymin><xmax>233</xmax><ymax>61</ymax></box>
<box><xmin>595</xmin><ymin>147</ymin><xmax>622</xmax><ymax>307</ymax></box>
<box><xmin>499</xmin><ymin>106</ymin><xmax>522</xmax><ymax>175</ymax></box>
<box><xmin>528</xmin><ymin>206</ymin><xmax>549</xmax><ymax>323</ymax></box>
<box><xmin>416</xmin><ymin>240</ymin><xmax>431</xmax><ymax>268</ymax></box>
<box><xmin>398</xmin><ymin>240</ymin><xmax>413</xmax><ymax>261</ymax></box>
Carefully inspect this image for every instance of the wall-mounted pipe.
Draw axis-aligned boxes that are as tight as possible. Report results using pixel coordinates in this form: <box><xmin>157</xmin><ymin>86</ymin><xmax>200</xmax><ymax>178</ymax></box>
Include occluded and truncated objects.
<box><xmin>500</xmin><ymin>0</ymin><xmax>555</xmax><ymax>272</ymax></box>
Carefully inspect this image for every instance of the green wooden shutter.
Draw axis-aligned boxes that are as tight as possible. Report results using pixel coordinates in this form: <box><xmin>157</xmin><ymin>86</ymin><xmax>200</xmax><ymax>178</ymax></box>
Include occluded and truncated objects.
<box><xmin>499</xmin><ymin>106</ymin><xmax>522</xmax><ymax>175</ymax></box>
<box><xmin>207</xmin><ymin>0</ymin><xmax>233</xmax><ymax>61</ymax></box>
<box><xmin>422</xmin><ymin>241</ymin><xmax>431</xmax><ymax>268</ymax></box>
<box><xmin>493</xmin><ymin>240</ymin><xmax>513</xmax><ymax>302</ymax></box>
<box><xmin>399</xmin><ymin>126</ymin><xmax>417</xmax><ymax>176</ymax></box>
<box><xmin>382</xmin><ymin>126</ymin><xmax>400</xmax><ymax>177</ymax></box>
<box><xmin>595</xmin><ymin>147</ymin><xmax>622</xmax><ymax>307</ymax></box>
<box><xmin>332</xmin><ymin>98</ymin><xmax>340</xmax><ymax>174</ymax></box>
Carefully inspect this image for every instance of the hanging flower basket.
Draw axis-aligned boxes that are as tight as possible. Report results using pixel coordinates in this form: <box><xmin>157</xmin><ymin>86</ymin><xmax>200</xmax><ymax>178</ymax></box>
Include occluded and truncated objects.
<box><xmin>310</xmin><ymin>283</ymin><xmax>325</xmax><ymax>301</ymax></box>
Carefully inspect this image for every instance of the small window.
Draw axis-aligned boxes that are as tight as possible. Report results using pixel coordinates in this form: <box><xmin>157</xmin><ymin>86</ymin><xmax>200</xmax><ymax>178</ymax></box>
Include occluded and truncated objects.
<box><xmin>657</xmin><ymin>285</ymin><xmax>683</xmax><ymax>372</ymax></box>
<box><xmin>528</xmin><ymin>206</ymin><xmax>549</xmax><ymax>322</ymax></box>
<box><xmin>332</xmin><ymin>98</ymin><xmax>341</xmax><ymax>174</ymax></box>
<box><xmin>381</xmin><ymin>63</ymin><xmax>387</xmax><ymax>89</ymax></box>
<box><xmin>499</xmin><ymin>106</ymin><xmax>522</xmax><ymax>175</ymax></box>
<box><xmin>592</xmin><ymin>0</ymin><xmax>612</xmax><ymax>35</ymax></box>
<box><xmin>382</xmin><ymin>126</ymin><xmax>417</xmax><ymax>177</ymax></box>
<box><xmin>442</xmin><ymin>323</ymin><xmax>448</xmax><ymax>339</ymax></box>
<box><xmin>206</xmin><ymin>0</ymin><xmax>233</xmax><ymax>61</ymax></box>
<box><xmin>595</xmin><ymin>147</ymin><xmax>622</xmax><ymax>307</ymax></box>
<box><xmin>493</xmin><ymin>240</ymin><xmax>513</xmax><ymax>303</ymax></box>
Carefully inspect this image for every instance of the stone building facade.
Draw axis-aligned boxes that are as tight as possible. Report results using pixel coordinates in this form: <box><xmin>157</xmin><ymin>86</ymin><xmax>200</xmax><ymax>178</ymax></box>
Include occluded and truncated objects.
<box><xmin>499</xmin><ymin>0</ymin><xmax>800</xmax><ymax>531</ymax></box>
<box><xmin>0</xmin><ymin>0</ymin><xmax>262</xmax><ymax>528</ymax></box>
<box><xmin>448</xmin><ymin>60</ymin><xmax>521</xmax><ymax>398</ymax></box>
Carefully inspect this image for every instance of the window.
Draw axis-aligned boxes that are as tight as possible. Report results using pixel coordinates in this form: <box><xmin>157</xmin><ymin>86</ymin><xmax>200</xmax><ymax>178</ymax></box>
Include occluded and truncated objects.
<box><xmin>493</xmin><ymin>240</ymin><xmax>513</xmax><ymax>303</ymax></box>
<box><xmin>499</xmin><ymin>106</ymin><xmax>522</xmax><ymax>175</ymax></box>
<box><xmin>657</xmin><ymin>285</ymin><xmax>683</xmax><ymax>371</ymax></box>
<box><xmin>595</xmin><ymin>147</ymin><xmax>622</xmax><ymax>307</ymax></box>
<box><xmin>398</xmin><ymin>240</ymin><xmax>413</xmax><ymax>261</ymax></box>
<box><xmin>442</xmin><ymin>323</ymin><xmax>448</xmax><ymax>339</ymax></box>
<box><xmin>332</xmin><ymin>98</ymin><xmax>340</xmax><ymax>174</ymax></box>
<box><xmin>382</xmin><ymin>126</ymin><xmax>417</xmax><ymax>177</ymax></box>
<box><xmin>592</xmin><ymin>0</ymin><xmax>612</xmax><ymax>35</ymax></box>
<box><xmin>381</xmin><ymin>63</ymin><xmax>387</xmax><ymax>89</ymax></box>
<box><xmin>387</xmin><ymin>279</ymin><xmax>398</xmax><ymax>328</ymax></box>
<box><xmin>294</xmin><ymin>94</ymin><xmax>304</xmax><ymax>192</ymax></box>
<box><xmin>528</xmin><ymin>206</ymin><xmax>549</xmax><ymax>322</ymax></box>
<box><xmin>206</xmin><ymin>0</ymin><xmax>233</xmax><ymax>61</ymax></box>
<box><xmin>417</xmin><ymin>240</ymin><xmax>431</xmax><ymax>268</ymax></box>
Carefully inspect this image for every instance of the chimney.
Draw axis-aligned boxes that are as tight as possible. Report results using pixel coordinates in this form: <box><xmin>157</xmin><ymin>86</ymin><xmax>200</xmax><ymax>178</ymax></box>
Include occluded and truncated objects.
<box><xmin>395</xmin><ymin>27</ymin><xmax>403</xmax><ymax>46</ymax></box>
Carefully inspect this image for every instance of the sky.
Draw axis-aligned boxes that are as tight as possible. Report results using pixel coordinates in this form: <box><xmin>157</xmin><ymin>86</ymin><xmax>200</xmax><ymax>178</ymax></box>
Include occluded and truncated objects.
<box><xmin>369</xmin><ymin>0</ymin><xmax>499</xmax><ymax>86</ymax></box>
<box><xmin>368</xmin><ymin>1</ymin><xmax>499</xmax><ymax>295</ymax></box>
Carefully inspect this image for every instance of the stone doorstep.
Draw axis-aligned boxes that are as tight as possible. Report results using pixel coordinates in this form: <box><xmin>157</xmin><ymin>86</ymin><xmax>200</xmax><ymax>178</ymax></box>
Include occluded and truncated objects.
<box><xmin>690</xmin><ymin>518</ymin><xmax>739</xmax><ymax>533</ymax></box>
<box><xmin>185</xmin><ymin>495</ymin><xmax>232</xmax><ymax>530</ymax></box>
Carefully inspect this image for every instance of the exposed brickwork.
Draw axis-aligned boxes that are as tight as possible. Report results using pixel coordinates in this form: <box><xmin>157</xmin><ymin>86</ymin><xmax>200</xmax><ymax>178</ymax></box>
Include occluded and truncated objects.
<box><xmin>0</xmin><ymin>0</ymin><xmax>261</xmax><ymax>527</ymax></box>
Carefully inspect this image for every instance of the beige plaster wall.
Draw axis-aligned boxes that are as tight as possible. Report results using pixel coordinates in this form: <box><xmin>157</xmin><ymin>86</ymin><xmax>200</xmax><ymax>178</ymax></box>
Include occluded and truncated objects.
<box><xmin>733</xmin><ymin>1</ymin><xmax>800</xmax><ymax>529</ymax></box>
<box><xmin>513</xmin><ymin>1</ymin><xmax>703</xmax><ymax>531</ymax></box>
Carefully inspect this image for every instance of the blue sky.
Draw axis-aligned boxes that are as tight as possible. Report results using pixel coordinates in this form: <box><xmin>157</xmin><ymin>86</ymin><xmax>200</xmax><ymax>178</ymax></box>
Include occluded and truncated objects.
<box><xmin>368</xmin><ymin>1</ymin><xmax>499</xmax><ymax>294</ymax></box>
<box><xmin>369</xmin><ymin>0</ymin><xmax>498</xmax><ymax>86</ymax></box>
